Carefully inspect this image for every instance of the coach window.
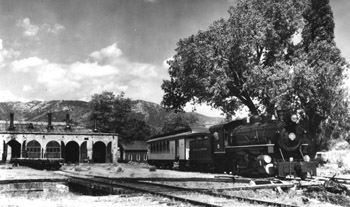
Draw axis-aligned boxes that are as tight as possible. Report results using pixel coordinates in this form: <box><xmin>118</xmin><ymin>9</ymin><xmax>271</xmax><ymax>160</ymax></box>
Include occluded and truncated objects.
<box><xmin>136</xmin><ymin>154</ymin><xmax>140</xmax><ymax>161</ymax></box>
<box><xmin>128</xmin><ymin>155</ymin><xmax>133</xmax><ymax>161</ymax></box>
<box><xmin>143</xmin><ymin>154</ymin><xmax>148</xmax><ymax>161</ymax></box>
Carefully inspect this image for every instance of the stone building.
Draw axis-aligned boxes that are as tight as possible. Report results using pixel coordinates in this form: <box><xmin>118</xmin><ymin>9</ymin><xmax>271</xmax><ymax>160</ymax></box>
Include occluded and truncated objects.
<box><xmin>0</xmin><ymin>113</ymin><xmax>118</xmax><ymax>164</ymax></box>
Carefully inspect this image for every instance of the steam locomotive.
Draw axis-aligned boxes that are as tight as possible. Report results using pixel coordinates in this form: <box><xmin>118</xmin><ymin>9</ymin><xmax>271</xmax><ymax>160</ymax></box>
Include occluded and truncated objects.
<box><xmin>147</xmin><ymin>111</ymin><xmax>317</xmax><ymax>179</ymax></box>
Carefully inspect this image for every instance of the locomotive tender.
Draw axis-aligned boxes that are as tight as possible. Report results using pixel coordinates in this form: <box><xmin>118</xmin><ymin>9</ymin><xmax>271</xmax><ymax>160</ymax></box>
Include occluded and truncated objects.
<box><xmin>147</xmin><ymin>111</ymin><xmax>317</xmax><ymax>179</ymax></box>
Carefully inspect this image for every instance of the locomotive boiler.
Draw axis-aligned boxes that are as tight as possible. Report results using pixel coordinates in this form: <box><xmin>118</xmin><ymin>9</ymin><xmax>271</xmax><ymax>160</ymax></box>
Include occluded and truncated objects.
<box><xmin>189</xmin><ymin>111</ymin><xmax>316</xmax><ymax>178</ymax></box>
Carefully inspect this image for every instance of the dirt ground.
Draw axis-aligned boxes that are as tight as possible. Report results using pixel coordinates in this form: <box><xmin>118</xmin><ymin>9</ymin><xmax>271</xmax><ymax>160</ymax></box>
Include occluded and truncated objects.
<box><xmin>1</xmin><ymin>162</ymin><xmax>350</xmax><ymax>207</ymax></box>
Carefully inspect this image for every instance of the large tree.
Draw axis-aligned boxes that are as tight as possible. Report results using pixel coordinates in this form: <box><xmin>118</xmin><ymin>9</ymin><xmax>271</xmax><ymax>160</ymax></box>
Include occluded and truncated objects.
<box><xmin>162</xmin><ymin>0</ymin><xmax>305</xmax><ymax>116</ymax></box>
<box><xmin>89</xmin><ymin>91</ymin><xmax>153</xmax><ymax>141</ymax></box>
<box><xmin>248</xmin><ymin>0</ymin><xmax>349</xmax><ymax>151</ymax></box>
<box><xmin>162</xmin><ymin>0</ymin><xmax>349</xmax><ymax>151</ymax></box>
<box><xmin>161</xmin><ymin>112</ymin><xmax>199</xmax><ymax>134</ymax></box>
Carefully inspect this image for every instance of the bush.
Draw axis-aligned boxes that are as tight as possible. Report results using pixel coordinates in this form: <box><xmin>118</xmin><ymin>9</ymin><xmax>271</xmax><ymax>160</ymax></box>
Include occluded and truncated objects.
<box><xmin>149</xmin><ymin>166</ymin><xmax>156</xmax><ymax>172</ymax></box>
<box><xmin>115</xmin><ymin>165</ymin><xmax>124</xmax><ymax>173</ymax></box>
<box><xmin>337</xmin><ymin>157</ymin><xmax>344</xmax><ymax>168</ymax></box>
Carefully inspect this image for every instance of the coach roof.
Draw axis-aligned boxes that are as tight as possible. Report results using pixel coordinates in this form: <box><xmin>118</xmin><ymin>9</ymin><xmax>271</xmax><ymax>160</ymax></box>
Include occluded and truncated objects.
<box><xmin>147</xmin><ymin>126</ymin><xmax>211</xmax><ymax>143</ymax></box>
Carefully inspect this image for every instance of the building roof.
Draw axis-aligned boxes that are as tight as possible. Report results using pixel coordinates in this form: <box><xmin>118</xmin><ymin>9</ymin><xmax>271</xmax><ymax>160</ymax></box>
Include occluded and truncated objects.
<box><xmin>0</xmin><ymin>120</ymin><xmax>115</xmax><ymax>136</ymax></box>
<box><xmin>119</xmin><ymin>140</ymin><xmax>147</xmax><ymax>151</ymax></box>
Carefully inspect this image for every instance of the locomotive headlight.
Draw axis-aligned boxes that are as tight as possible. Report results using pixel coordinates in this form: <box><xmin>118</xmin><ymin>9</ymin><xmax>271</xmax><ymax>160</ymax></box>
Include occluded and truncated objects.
<box><xmin>291</xmin><ymin>114</ymin><xmax>298</xmax><ymax>123</ymax></box>
<box><xmin>288</xmin><ymin>132</ymin><xmax>296</xmax><ymax>141</ymax></box>
<box><xmin>257</xmin><ymin>155</ymin><xmax>272</xmax><ymax>164</ymax></box>
<box><xmin>263</xmin><ymin>155</ymin><xmax>272</xmax><ymax>164</ymax></box>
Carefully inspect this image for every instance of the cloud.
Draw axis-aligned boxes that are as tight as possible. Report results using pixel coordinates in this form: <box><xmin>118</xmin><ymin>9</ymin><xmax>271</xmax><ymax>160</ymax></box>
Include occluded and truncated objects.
<box><xmin>89</xmin><ymin>43</ymin><xmax>123</xmax><ymax>64</ymax></box>
<box><xmin>16</xmin><ymin>18</ymin><xmax>39</xmax><ymax>37</ymax></box>
<box><xmin>5</xmin><ymin>42</ymin><xmax>165</xmax><ymax>103</ymax></box>
<box><xmin>16</xmin><ymin>18</ymin><xmax>65</xmax><ymax>38</ymax></box>
<box><xmin>70</xmin><ymin>62</ymin><xmax>119</xmax><ymax>80</ymax></box>
<box><xmin>0</xmin><ymin>39</ymin><xmax>20</xmax><ymax>68</ymax></box>
<box><xmin>11</xmin><ymin>57</ymin><xmax>48</xmax><ymax>72</ymax></box>
<box><xmin>22</xmin><ymin>85</ymin><xmax>33</xmax><ymax>92</ymax></box>
<box><xmin>0</xmin><ymin>90</ymin><xmax>30</xmax><ymax>102</ymax></box>
<box><xmin>43</xmin><ymin>23</ymin><xmax>65</xmax><ymax>34</ymax></box>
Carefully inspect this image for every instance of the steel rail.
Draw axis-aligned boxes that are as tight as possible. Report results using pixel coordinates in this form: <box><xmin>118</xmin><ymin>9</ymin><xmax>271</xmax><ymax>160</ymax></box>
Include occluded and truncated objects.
<box><xmin>66</xmin><ymin>173</ymin><xmax>221</xmax><ymax>207</ymax></box>
<box><xmin>62</xmin><ymin>171</ymin><xmax>301</xmax><ymax>207</ymax></box>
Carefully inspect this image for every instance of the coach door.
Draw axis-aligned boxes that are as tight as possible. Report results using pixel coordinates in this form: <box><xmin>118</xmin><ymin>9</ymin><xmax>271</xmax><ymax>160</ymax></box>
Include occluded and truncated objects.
<box><xmin>178</xmin><ymin>138</ymin><xmax>185</xmax><ymax>160</ymax></box>
<box><xmin>175</xmin><ymin>139</ymin><xmax>179</xmax><ymax>160</ymax></box>
<box><xmin>213</xmin><ymin>129</ymin><xmax>225</xmax><ymax>153</ymax></box>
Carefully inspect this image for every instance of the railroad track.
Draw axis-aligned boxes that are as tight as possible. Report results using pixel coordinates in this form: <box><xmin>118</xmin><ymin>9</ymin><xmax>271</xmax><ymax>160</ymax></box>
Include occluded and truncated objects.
<box><xmin>60</xmin><ymin>171</ymin><xmax>300</xmax><ymax>207</ymax></box>
<box><xmin>321</xmin><ymin>176</ymin><xmax>350</xmax><ymax>185</ymax></box>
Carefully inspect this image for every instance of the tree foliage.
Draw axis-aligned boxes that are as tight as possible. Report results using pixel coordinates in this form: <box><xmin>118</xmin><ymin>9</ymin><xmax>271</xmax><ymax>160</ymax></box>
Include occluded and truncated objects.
<box><xmin>162</xmin><ymin>0</ymin><xmax>350</xmax><ymax>150</ymax></box>
<box><xmin>248</xmin><ymin>0</ymin><xmax>349</xmax><ymax>151</ymax></box>
<box><xmin>162</xmin><ymin>0</ymin><xmax>305</xmax><ymax>116</ymax></box>
<box><xmin>89</xmin><ymin>91</ymin><xmax>153</xmax><ymax>141</ymax></box>
<box><xmin>161</xmin><ymin>112</ymin><xmax>199</xmax><ymax>134</ymax></box>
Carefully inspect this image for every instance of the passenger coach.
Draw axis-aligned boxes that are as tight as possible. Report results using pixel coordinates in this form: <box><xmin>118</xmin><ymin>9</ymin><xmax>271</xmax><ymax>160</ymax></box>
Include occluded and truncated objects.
<box><xmin>147</xmin><ymin>127</ymin><xmax>212</xmax><ymax>169</ymax></box>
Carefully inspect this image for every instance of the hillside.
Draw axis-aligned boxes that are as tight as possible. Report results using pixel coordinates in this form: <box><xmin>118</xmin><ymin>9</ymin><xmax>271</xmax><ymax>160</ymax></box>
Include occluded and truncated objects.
<box><xmin>0</xmin><ymin>100</ymin><xmax>224</xmax><ymax>130</ymax></box>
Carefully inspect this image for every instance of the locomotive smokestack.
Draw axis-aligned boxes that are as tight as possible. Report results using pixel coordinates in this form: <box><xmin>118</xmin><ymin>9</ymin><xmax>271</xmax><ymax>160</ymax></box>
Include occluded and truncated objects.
<box><xmin>47</xmin><ymin>112</ymin><xmax>53</xmax><ymax>130</ymax></box>
<box><xmin>8</xmin><ymin>112</ymin><xmax>15</xmax><ymax>130</ymax></box>
<box><xmin>65</xmin><ymin>113</ymin><xmax>71</xmax><ymax>130</ymax></box>
<box><xmin>66</xmin><ymin>114</ymin><xmax>70</xmax><ymax>124</ymax></box>
<box><xmin>93</xmin><ymin>113</ymin><xmax>98</xmax><ymax>132</ymax></box>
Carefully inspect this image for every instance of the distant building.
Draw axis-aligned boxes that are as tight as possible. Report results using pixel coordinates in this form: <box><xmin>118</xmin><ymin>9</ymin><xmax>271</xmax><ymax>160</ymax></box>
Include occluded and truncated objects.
<box><xmin>118</xmin><ymin>140</ymin><xmax>147</xmax><ymax>163</ymax></box>
<box><xmin>0</xmin><ymin>113</ymin><xmax>118</xmax><ymax>164</ymax></box>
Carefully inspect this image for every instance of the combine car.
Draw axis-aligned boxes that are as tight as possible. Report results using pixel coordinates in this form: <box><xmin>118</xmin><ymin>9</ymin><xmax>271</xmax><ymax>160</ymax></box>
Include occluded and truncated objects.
<box><xmin>147</xmin><ymin>127</ymin><xmax>211</xmax><ymax>169</ymax></box>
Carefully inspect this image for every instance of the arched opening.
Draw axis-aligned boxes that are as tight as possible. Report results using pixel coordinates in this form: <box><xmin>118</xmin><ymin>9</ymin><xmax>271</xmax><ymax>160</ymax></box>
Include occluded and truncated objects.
<box><xmin>80</xmin><ymin>141</ymin><xmax>88</xmax><ymax>162</ymax></box>
<box><xmin>93</xmin><ymin>141</ymin><xmax>106</xmax><ymax>163</ymax></box>
<box><xmin>106</xmin><ymin>142</ymin><xmax>112</xmax><ymax>163</ymax></box>
<box><xmin>7</xmin><ymin>139</ymin><xmax>21</xmax><ymax>159</ymax></box>
<box><xmin>65</xmin><ymin>141</ymin><xmax>79</xmax><ymax>163</ymax></box>
<box><xmin>45</xmin><ymin>141</ymin><xmax>61</xmax><ymax>158</ymax></box>
<box><xmin>27</xmin><ymin>140</ymin><xmax>41</xmax><ymax>158</ymax></box>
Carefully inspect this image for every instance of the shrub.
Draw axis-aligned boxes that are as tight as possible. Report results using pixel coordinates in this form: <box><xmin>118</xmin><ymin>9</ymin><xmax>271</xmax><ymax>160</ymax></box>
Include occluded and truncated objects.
<box><xmin>149</xmin><ymin>166</ymin><xmax>156</xmax><ymax>172</ymax></box>
<box><xmin>115</xmin><ymin>165</ymin><xmax>124</xmax><ymax>173</ymax></box>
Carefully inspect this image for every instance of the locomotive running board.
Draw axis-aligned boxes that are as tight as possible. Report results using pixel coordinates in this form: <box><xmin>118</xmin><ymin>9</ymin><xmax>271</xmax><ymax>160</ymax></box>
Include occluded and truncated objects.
<box><xmin>225</xmin><ymin>144</ymin><xmax>275</xmax><ymax>149</ymax></box>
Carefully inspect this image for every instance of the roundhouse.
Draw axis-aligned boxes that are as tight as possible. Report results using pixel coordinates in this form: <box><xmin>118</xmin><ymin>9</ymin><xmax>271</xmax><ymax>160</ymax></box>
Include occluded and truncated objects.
<box><xmin>0</xmin><ymin>113</ymin><xmax>118</xmax><ymax>164</ymax></box>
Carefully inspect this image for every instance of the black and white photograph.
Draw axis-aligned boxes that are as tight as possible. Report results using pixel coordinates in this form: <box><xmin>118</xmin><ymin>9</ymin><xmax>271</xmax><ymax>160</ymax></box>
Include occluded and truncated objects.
<box><xmin>1</xmin><ymin>0</ymin><xmax>350</xmax><ymax>206</ymax></box>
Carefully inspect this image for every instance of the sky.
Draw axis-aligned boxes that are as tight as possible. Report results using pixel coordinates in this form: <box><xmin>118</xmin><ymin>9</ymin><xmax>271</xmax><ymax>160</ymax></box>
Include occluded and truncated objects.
<box><xmin>0</xmin><ymin>0</ymin><xmax>349</xmax><ymax>117</ymax></box>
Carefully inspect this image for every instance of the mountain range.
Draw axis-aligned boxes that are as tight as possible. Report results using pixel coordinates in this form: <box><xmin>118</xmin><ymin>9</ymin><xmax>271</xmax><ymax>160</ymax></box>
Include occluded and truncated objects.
<box><xmin>0</xmin><ymin>100</ymin><xmax>224</xmax><ymax>130</ymax></box>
